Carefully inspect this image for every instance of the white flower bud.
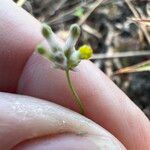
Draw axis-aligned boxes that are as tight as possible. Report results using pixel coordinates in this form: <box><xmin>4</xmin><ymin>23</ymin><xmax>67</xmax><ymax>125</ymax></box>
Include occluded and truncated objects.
<box><xmin>64</xmin><ymin>24</ymin><xmax>80</xmax><ymax>58</ymax></box>
<box><xmin>42</xmin><ymin>24</ymin><xmax>52</xmax><ymax>38</ymax></box>
<box><xmin>41</xmin><ymin>24</ymin><xmax>64</xmax><ymax>53</ymax></box>
<box><xmin>36</xmin><ymin>44</ymin><xmax>54</xmax><ymax>61</ymax></box>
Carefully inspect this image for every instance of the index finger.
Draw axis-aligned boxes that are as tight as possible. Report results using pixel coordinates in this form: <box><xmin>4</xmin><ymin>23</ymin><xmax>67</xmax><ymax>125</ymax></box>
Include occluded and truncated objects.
<box><xmin>0</xmin><ymin>0</ymin><xmax>42</xmax><ymax>92</ymax></box>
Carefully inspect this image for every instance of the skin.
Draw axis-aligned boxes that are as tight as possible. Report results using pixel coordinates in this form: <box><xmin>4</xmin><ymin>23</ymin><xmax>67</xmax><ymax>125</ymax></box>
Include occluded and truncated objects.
<box><xmin>0</xmin><ymin>0</ymin><xmax>150</xmax><ymax>149</ymax></box>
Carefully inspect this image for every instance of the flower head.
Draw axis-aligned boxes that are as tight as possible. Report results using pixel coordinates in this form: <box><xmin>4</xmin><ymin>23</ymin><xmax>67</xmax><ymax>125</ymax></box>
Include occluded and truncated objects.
<box><xmin>36</xmin><ymin>24</ymin><xmax>93</xmax><ymax>70</ymax></box>
<box><xmin>79</xmin><ymin>45</ymin><xmax>93</xmax><ymax>59</ymax></box>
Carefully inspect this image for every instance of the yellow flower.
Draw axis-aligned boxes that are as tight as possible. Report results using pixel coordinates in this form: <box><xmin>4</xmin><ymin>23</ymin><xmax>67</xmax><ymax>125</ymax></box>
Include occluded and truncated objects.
<box><xmin>79</xmin><ymin>45</ymin><xmax>93</xmax><ymax>59</ymax></box>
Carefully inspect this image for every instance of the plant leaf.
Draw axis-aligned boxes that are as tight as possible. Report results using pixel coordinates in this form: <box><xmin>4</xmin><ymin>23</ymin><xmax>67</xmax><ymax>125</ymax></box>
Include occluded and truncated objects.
<box><xmin>115</xmin><ymin>60</ymin><xmax>150</xmax><ymax>74</ymax></box>
<box><xmin>74</xmin><ymin>7</ymin><xmax>85</xmax><ymax>18</ymax></box>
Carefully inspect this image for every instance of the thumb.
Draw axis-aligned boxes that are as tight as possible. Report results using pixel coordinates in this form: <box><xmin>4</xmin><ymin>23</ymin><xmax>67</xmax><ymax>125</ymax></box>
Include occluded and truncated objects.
<box><xmin>0</xmin><ymin>92</ymin><xmax>125</xmax><ymax>150</ymax></box>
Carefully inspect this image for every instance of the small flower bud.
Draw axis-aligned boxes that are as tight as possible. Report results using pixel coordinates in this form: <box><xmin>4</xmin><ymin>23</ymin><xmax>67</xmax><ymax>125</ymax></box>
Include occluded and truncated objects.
<box><xmin>79</xmin><ymin>45</ymin><xmax>93</xmax><ymax>59</ymax></box>
<box><xmin>64</xmin><ymin>24</ymin><xmax>80</xmax><ymax>57</ymax></box>
<box><xmin>36</xmin><ymin>44</ymin><xmax>46</xmax><ymax>54</ymax></box>
<box><xmin>42</xmin><ymin>24</ymin><xmax>52</xmax><ymax>38</ymax></box>
<box><xmin>70</xmin><ymin>24</ymin><xmax>81</xmax><ymax>38</ymax></box>
<box><xmin>41</xmin><ymin>24</ymin><xmax>63</xmax><ymax>53</ymax></box>
<box><xmin>36</xmin><ymin>44</ymin><xmax>54</xmax><ymax>61</ymax></box>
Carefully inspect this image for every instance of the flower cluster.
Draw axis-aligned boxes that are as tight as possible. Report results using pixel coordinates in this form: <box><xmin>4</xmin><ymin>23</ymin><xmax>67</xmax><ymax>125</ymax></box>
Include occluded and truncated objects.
<box><xmin>37</xmin><ymin>24</ymin><xmax>93</xmax><ymax>71</ymax></box>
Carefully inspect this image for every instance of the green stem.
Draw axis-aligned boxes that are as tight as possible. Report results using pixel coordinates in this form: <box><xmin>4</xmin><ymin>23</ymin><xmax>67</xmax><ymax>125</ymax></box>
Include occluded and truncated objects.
<box><xmin>65</xmin><ymin>70</ymin><xmax>84</xmax><ymax>115</ymax></box>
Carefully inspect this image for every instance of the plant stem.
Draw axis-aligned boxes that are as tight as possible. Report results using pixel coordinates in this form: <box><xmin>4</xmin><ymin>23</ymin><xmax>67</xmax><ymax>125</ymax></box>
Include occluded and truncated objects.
<box><xmin>65</xmin><ymin>70</ymin><xmax>84</xmax><ymax>115</ymax></box>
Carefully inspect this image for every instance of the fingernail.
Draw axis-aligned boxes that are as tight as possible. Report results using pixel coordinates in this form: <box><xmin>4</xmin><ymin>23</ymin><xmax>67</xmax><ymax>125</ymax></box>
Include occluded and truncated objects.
<box><xmin>14</xmin><ymin>134</ymin><xmax>125</xmax><ymax>150</ymax></box>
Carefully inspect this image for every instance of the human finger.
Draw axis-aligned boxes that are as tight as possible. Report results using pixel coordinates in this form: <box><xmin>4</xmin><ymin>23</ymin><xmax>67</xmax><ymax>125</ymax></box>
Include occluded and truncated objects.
<box><xmin>0</xmin><ymin>92</ymin><xmax>125</xmax><ymax>150</ymax></box>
